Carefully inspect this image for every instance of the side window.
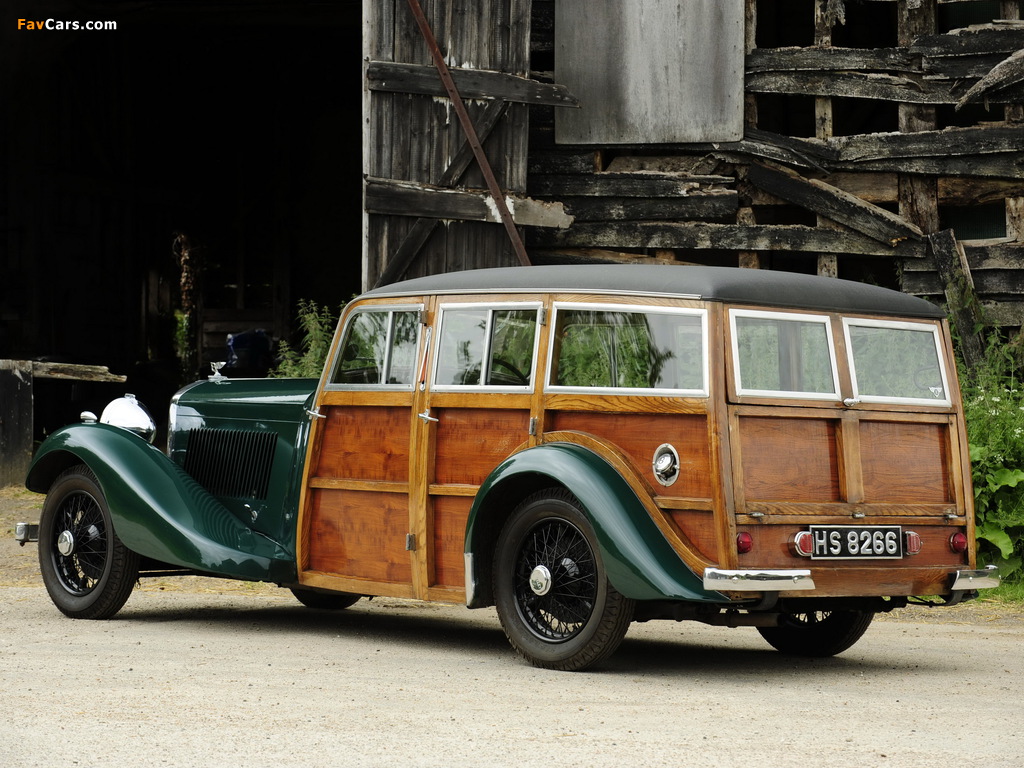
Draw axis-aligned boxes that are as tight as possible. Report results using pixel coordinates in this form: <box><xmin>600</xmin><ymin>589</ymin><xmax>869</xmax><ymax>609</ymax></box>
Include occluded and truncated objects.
<box><xmin>433</xmin><ymin>305</ymin><xmax>539</xmax><ymax>389</ymax></box>
<box><xmin>731</xmin><ymin>310</ymin><xmax>838</xmax><ymax>400</ymax></box>
<box><xmin>550</xmin><ymin>306</ymin><xmax>707</xmax><ymax>394</ymax></box>
<box><xmin>330</xmin><ymin>308</ymin><xmax>420</xmax><ymax>387</ymax></box>
<box><xmin>844</xmin><ymin>319</ymin><xmax>950</xmax><ymax>405</ymax></box>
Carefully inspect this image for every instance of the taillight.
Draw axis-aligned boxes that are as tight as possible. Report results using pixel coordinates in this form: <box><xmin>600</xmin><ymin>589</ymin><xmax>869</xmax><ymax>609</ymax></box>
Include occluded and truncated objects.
<box><xmin>736</xmin><ymin>532</ymin><xmax>753</xmax><ymax>554</ymax></box>
<box><xmin>949</xmin><ymin>531</ymin><xmax>969</xmax><ymax>554</ymax></box>
<box><xmin>791</xmin><ymin>531</ymin><xmax>813</xmax><ymax>557</ymax></box>
<box><xmin>904</xmin><ymin>530</ymin><xmax>922</xmax><ymax>555</ymax></box>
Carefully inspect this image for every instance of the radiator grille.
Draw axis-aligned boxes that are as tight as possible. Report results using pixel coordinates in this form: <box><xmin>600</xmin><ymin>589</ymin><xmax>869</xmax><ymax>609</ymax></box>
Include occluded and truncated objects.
<box><xmin>182</xmin><ymin>428</ymin><xmax>277</xmax><ymax>500</ymax></box>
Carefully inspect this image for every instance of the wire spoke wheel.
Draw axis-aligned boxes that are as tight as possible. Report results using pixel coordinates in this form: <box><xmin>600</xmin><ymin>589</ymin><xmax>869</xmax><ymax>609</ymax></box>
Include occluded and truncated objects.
<box><xmin>757</xmin><ymin>609</ymin><xmax>874</xmax><ymax>657</ymax></box>
<box><xmin>494</xmin><ymin>489</ymin><xmax>633</xmax><ymax>671</ymax></box>
<box><xmin>39</xmin><ymin>465</ymin><xmax>139</xmax><ymax>619</ymax></box>
<box><xmin>513</xmin><ymin>518</ymin><xmax>597</xmax><ymax>641</ymax></box>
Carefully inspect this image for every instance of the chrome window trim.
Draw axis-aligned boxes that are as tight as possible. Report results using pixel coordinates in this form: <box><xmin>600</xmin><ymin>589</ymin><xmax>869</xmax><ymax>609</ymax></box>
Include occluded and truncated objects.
<box><xmin>545</xmin><ymin>302</ymin><xmax>709</xmax><ymax>397</ymax></box>
<box><xmin>323</xmin><ymin>303</ymin><xmax>424</xmax><ymax>391</ymax></box>
<box><xmin>841</xmin><ymin>317</ymin><xmax>952</xmax><ymax>407</ymax></box>
<box><xmin>729</xmin><ymin>308</ymin><xmax>841</xmax><ymax>402</ymax></box>
<box><xmin>430</xmin><ymin>301</ymin><xmax>543</xmax><ymax>393</ymax></box>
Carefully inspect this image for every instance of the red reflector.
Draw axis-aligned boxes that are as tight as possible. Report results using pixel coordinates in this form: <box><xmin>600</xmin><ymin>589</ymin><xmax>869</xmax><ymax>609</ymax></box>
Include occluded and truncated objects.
<box><xmin>792</xmin><ymin>531</ymin><xmax>813</xmax><ymax>557</ymax></box>
<box><xmin>736</xmin><ymin>532</ymin><xmax>754</xmax><ymax>554</ymax></box>
<box><xmin>949</xmin><ymin>531</ymin><xmax>969</xmax><ymax>554</ymax></box>
<box><xmin>904</xmin><ymin>531</ymin><xmax>922</xmax><ymax>555</ymax></box>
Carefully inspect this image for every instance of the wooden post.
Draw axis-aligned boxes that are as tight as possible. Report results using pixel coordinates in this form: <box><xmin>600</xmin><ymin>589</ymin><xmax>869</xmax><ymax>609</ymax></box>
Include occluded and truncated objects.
<box><xmin>929</xmin><ymin>230</ymin><xmax>985</xmax><ymax>371</ymax></box>
<box><xmin>815</xmin><ymin>0</ymin><xmax>839</xmax><ymax>278</ymax></box>
<box><xmin>1003</xmin><ymin>1</ymin><xmax>1024</xmax><ymax>242</ymax></box>
<box><xmin>0</xmin><ymin>361</ymin><xmax>34</xmax><ymax>487</ymax></box>
<box><xmin>740</xmin><ymin>0</ymin><xmax>762</xmax><ymax>269</ymax></box>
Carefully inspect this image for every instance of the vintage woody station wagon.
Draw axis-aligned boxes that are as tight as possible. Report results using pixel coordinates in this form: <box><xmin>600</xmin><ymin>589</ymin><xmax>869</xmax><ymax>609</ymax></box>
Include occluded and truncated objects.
<box><xmin>23</xmin><ymin>265</ymin><xmax>1000</xmax><ymax>670</ymax></box>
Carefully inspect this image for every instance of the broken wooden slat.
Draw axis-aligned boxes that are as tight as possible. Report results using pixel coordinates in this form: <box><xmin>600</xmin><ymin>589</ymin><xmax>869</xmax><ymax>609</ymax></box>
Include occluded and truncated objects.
<box><xmin>364</xmin><ymin>177</ymin><xmax>573</xmax><ymax>229</ymax></box>
<box><xmin>528</xmin><ymin>175</ymin><xmax>732</xmax><ymax>198</ymax></box>
<box><xmin>745</xmin><ymin>163</ymin><xmax>922</xmax><ymax>246</ymax></box>
<box><xmin>558</xmin><ymin>193</ymin><xmax>738</xmax><ymax>223</ymax></box>
<box><xmin>366</xmin><ymin>60</ymin><xmax>579</xmax><ymax>107</ymax></box>
<box><xmin>31</xmin><ymin>362</ymin><xmax>126</xmax><ymax>383</ymax></box>
<box><xmin>532</xmin><ymin>221</ymin><xmax>928</xmax><ymax>258</ymax></box>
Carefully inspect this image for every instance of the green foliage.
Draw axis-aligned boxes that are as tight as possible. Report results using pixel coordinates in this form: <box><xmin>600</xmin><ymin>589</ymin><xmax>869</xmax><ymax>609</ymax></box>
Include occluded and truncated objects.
<box><xmin>961</xmin><ymin>334</ymin><xmax>1024</xmax><ymax>579</ymax></box>
<box><xmin>270</xmin><ymin>299</ymin><xmax>342</xmax><ymax>378</ymax></box>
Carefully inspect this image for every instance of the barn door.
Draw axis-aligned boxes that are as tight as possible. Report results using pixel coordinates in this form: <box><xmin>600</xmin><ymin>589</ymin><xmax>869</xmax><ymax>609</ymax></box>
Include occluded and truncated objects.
<box><xmin>362</xmin><ymin>0</ymin><xmax>574</xmax><ymax>289</ymax></box>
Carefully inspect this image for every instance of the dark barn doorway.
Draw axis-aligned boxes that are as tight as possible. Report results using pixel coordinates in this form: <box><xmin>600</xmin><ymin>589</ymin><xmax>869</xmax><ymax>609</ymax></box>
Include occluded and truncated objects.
<box><xmin>2</xmin><ymin>0</ymin><xmax>362</xmax><ymax>431</ymax></box>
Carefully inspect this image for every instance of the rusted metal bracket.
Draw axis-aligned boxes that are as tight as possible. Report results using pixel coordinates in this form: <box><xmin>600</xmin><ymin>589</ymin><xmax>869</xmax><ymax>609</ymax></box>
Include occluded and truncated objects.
<box><xmin>405</xmin><ymin>0</ymin><xmax>531</xmax><ymax>267</ymax></box>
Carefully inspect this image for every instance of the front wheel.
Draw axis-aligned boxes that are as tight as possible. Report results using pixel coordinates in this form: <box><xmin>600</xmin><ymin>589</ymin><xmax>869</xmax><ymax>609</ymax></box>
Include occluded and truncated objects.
<box><xmin>38</xmin><ymin>465</ymin><xmax>139</xmax><ymax>619</ymax></box>
<box><xmin>757</xmin><ymin>609</ymin><xmax>874</xmax><ymax>656</ymax></box>
<box><xmin>493</xmin><ymin>489</ymin><xmax>634</xmax><ymax>671</ymax></box>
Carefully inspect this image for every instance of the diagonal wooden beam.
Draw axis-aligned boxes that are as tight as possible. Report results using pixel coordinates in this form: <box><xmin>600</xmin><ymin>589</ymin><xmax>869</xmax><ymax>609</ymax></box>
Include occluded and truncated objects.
<box><xmin>405</xmin><ymin>0</ymin><xmax>531</xmax><ymax>268</ymax></box>
<box><xmin>373</xmin><ymin>98</ymin><xmax>509</xmax><ymax>288</ymax></box>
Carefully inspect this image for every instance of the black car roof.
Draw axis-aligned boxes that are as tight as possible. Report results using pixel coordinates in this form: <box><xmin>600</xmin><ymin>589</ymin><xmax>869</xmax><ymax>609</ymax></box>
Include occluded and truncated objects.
<box><xmin>364</xmin><ymin>265</ymin><xmax>945</xmax><ymax>319</ymax></box>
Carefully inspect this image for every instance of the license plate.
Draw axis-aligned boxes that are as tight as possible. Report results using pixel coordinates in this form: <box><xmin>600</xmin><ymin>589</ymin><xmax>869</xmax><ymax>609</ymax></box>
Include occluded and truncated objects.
<box><xmin>808</xmin><ymin>525</ymin><xmax>903</xmax><ymax>560</ymax></box>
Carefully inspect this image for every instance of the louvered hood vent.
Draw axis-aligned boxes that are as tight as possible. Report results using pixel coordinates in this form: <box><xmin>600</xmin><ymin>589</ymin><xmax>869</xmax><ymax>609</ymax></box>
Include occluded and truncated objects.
<box><xmin>182</xmin><ymin>428</ymin><xmax>276</xmax><ymax>500</ymax></box>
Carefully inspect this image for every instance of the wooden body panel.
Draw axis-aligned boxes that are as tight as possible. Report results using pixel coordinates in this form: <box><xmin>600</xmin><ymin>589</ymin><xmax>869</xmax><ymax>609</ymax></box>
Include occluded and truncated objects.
<box><xmin>293</xmin><ymin>285</ymin><xmax>972</xmax><ymax>607</ymax></box>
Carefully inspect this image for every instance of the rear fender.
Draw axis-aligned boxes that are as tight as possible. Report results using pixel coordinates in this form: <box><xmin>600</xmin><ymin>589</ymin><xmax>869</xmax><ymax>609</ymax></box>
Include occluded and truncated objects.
<box><xmin>26</xmin><ymin>423</ymin><xmax>295</xmax><ymax>582</ymax></box>
<box><xmin>465</xmin><ymin>442</ymin><xmax>720</xmax><ymax>606</ymax></box>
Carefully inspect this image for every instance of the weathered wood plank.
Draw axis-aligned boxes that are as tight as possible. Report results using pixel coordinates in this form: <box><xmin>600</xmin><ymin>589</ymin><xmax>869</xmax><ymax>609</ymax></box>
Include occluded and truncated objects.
<box><xmin>365</xmin><ymin>177</ymin><xmax>573</xmax><ymax>228</ymax></box>
<box><xmin>558</xmin><ymin>193</ymin><xmax>738</xmax><ymax>223</ymax></box>
<box><xmin>745</xmin><ymin>163</ymin><xmax>922</xmax><ymax>245</ymax></box>
<box><xmin>0</xmin><ymin>361</ymin><xmax>33</xmax><ymax>487</ymax></box>
<box><xmin>747</xmin><ymin>46</ymin><xmax>917</xmax><ymax>73</ymax></box>
<box><xmin>830</xmin><ymin>125</ymin><xmax>1024</xmax><ymax>160</ymax></box>
<box><xmin>366</xmin><ymin>60</ymin><xmax>578</xmax><ymax>106</ymax></box>
<box><xmin>531</xmin><ymin>221</ymin><xmax>929</xmax><ymax>258</ymax></box>
<box><xmin>529</xmin><ymin>175</ymin><xmax>733</xmax><ymax>198</ymax></box>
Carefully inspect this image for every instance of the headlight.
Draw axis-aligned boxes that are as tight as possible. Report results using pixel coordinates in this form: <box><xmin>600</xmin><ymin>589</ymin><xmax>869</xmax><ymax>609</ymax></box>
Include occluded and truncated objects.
<box><xmin>100</xmin><ymin>394</ymin><xmax>157</xmax><ymax>444</ymax></box>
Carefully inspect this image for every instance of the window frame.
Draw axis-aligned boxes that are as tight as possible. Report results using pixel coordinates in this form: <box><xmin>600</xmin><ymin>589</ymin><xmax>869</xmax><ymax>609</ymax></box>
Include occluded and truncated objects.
<box><xmin>729</xmin><ymin>308</ymin><xmax>841</xmax><ymax>402</ymax></box>
<box><xmin>324</xmin><ymin>303</ymin><xmax>423</xmax><ymax>391</ymax></box>
<box><xmin>430</xmin><ymin>301</ymin><xmax>543</xmax><ymax>393</ymax></box>
<box><xmin>545</xmin><ymin>302</ymin><xmax>709</xmax><ymax>397</ymax></box>
<box><xmin>842</xmin><ymin>317</ymin><xmax>952</xmax><ymax>407</ymax></box>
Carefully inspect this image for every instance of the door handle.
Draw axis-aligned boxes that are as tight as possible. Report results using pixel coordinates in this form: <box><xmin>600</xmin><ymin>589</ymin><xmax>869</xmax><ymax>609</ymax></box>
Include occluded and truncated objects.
<box><xmin>417</xmin><ymin>409</ymin><xmax>439</xmax><ymax>423</ymax></box>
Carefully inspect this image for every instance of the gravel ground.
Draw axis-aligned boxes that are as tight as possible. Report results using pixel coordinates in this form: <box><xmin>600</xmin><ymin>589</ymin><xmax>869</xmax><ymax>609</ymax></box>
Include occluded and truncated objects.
<box><xmin>3</xmin><ymin>485</ymin><xmax>1023</xmax><ymax>768</ymax></box>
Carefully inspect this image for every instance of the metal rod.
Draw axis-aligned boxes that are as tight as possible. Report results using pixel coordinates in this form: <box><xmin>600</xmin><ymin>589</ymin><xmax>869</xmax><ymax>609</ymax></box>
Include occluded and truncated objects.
<box><xmin>404</xmin><ymin>0</ymin><xmax>531</xmax><ymax>267</ymax></box>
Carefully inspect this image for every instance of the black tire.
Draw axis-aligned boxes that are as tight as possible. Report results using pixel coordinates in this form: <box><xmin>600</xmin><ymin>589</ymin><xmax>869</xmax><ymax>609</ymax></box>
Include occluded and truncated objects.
<box><xmin>493</xmin><ymin>489</ymin><xmax>634</xmax><ymax>671</ymax></box>
<box><xmin>38</xmin><ymin>465</ymin><xmax>139</xmax><ymax>619</ymax></box>
<box><xmin>757</xmin><ymin>609</ymin><xmax>874</xmax><ymax>657</ymax></box>
<box><xmin>289</xmin><ymin>588</ymin><xmax>361</xmax><ymax>610</ymax></box>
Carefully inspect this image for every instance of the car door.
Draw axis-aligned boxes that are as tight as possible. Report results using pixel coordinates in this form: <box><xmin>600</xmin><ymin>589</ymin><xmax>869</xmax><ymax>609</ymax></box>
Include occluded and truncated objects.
<box><xmin>297</xmin><ymin>300</ymin><xmax>426</xmax><ymax>599</ymax></box>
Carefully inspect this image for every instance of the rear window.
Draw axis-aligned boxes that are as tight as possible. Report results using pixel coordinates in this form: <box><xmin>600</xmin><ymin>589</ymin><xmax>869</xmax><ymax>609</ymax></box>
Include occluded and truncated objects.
<box><xmin>843</xmin><ymin>319</ymin><xmax>950</xmax><ymax>405</ymax></box>
<box><xmin>549</xmin><ymin>304</ymin><xmax>707</xmax><ymax>395</ymax></box>
<box><xmin>730</xmin><ymin>310</ymin><xmax>839</xmax><ymax>400</ymax></box>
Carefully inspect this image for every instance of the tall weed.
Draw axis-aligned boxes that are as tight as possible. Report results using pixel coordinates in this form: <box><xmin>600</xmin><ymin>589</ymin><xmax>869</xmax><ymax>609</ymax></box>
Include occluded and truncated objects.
<box><xmin>270</xmin><ymin>299</ymin><xmax>342</xmax><ymax>378</ymax></box>
<box><xmin>961</xmin><ymin>334</ymin><xmax>1024</xmax><ymax>578</ymax></box>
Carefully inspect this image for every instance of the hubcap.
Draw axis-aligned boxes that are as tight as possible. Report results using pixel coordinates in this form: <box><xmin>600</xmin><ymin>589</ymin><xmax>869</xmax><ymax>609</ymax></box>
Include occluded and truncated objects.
<box><xmin>56</xmin><ymin>530</ymin><xmax>75</xmax><ymax>557</ymax></box>
<box><xmin>529</xmin><ymin>564</ymin><xmax>552</xmax><ymax>596</ymax></box>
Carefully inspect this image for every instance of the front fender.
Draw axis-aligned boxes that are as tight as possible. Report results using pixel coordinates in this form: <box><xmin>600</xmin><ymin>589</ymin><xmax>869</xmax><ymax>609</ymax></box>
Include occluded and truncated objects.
<box><xmin>26</xmin><ymin>423</ymin><xmax>295</xmax><ymax>582</ymax></box>
<box><xmin>465</xmin><ymin>442</ymin><xmax>721</xmax><ymax>605</ymax></box>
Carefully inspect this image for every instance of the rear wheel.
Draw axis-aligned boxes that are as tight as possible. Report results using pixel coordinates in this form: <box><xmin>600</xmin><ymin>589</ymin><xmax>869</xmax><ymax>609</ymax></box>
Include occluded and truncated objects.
<box><xmin>38</xmin><ymin>465</ymin><xmax>139</xmax><ymax>619</ymax></box>
<box><xmin>493</xmin><ymin>489</ymin><xmax>634</xmax><ymax>671</ymax></box>
<box><xmin>757</xmin><ymin>609</ymin><xmax>874</xmax><ymax>656</ymax></box>
<box><xmin>289</xmin><ymin>588</ymin><xmax>361</xmax><ymax>610</ymax></box>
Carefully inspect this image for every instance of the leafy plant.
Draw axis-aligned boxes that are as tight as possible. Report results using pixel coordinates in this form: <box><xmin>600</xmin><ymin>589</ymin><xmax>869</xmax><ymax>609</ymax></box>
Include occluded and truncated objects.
<box><xmin>270</xmin><ymin>299</ymin><xmax>342</xmax><ymax>378</ymax></box>
<box><xmin>960</xmin><ymin>334</ymin><xmax>1024</xmax><ymax>579</ymax></box>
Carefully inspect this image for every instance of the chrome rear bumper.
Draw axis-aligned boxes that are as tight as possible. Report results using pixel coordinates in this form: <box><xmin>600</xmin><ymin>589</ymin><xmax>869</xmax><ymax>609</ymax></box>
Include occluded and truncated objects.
<box><xmin>951</xmin><ymin>565</ymin><xmax>1001</xmax><ymax>591</ymax></box>
<box><xmin>703</xmin><ymin>568</ymin><xmax>815</xmax><ymax>592</ymax></box>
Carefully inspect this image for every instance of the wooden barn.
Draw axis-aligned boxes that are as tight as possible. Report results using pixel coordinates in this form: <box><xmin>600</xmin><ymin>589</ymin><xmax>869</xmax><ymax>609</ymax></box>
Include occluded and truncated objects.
<box><xmin>364</xmin><ymin>0</ymin><xmax>1024</xmax><ymax>350</ymax></box>
<box><xmin>3</xmin><ymin>0</ymin><xmax>1024</xmax><ymax>482</ymax></box>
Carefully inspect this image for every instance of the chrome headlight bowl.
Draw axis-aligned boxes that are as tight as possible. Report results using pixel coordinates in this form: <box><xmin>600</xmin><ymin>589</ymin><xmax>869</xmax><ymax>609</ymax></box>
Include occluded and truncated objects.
<box><xmin>100</xmin><ymin>394</ymin><xmax>157</xmax><ymax>444</ymax></box>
